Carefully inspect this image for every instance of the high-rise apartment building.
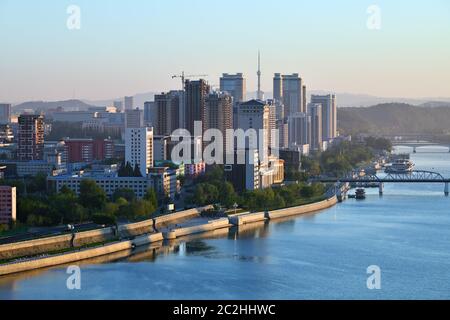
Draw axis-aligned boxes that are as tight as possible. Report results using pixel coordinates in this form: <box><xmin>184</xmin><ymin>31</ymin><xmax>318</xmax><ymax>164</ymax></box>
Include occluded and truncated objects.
<box><xmin>18</xmin><ymin>114</ymin><xmax>44</xmax><ymax>161</ymax></box>
<box><xmin>237</xmin><ymin>99</ymin><xmax>270</xmax><ymax>162</ymax></box>
<box><xmin>125</xmin><ymin>127</ymin><xmax>154</xmax><ymax>177</ymax></box>
<box><xmin>144</xmin><ymin>101</ymin><xmax>156</xmax><ymax>127</ymax></box>
<box><xmin>185</xmin><ymin>79</ymin><xmax>210</xmax><ymax>134</ymax></box>
<box><xmin>205</xmin><ymin>92</ymin><xmax>233</xmax><ymax>154</ymax></box>
<box><xmin>0</xmin><ymin>104</ymin><xmax>11</xmax><ymax>124</ymax></box>
<box><xmin>154</xmin><ymin>90</ymin><xmax>184</xmax><ymax>135</ymax></box>
<box><xmin>307</xmin><ymin>103</ymin><xmax>323</xmax><ymax>151</ymax></box>
<box><xmin>219</xmin><ymin>73</ymin><xmax>246</xmax><ymax>103</ymax></box>
<box><xmin>273</xmin><ymin>73</ymin><xmax>304</xmax><ymax>118</ymax></box>
<box><xmin>0</xmin><ymin>186</ymin><xmax>16</xmax><ymax>225</ymax></box>
<box><xmin>124</xmin><ymin>96</ymin><xmax>134</xmax><ymax>110</ymax></box>
<box><xmin>288</xmin><ymin>112</ymin><xmax>311</xmax><ymax>149</ymax></box>
<box><xmin>125</xmin><ymin>108</ymin><xmax>144</xmax><ymax>128</ymax></box>
<box><xmin>311</xmin><ymin>94</ymin><xmax>337</xmax><ymax>141</ymax></box>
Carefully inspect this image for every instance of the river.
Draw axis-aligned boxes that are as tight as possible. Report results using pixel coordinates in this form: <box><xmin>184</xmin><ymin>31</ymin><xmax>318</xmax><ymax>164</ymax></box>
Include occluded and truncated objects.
<box><xmin>1</xmin><ymin>146</ymin><xmax>450</xmax><ymax>300</ymax></box>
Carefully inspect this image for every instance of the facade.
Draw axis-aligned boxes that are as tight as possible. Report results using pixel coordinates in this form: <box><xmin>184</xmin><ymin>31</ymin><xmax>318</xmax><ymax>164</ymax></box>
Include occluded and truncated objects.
<box><xmin>273</xmin><ymin>74</ymin><xmax>283</xmax><ymax>104</ymax></box>
<box><xmin>237</xmin><ymin>100</ymin><xmax>270</xmax><ymax>162</ymax></box>
<box><xmin>143</xmin><ymin>101</ymin><xmax>155</xmax><ymax>127</ymax></box>
<box><xmin>276</xmin><ymin>119</ymin><xmax>289</xmax><ymax>149</ymax></box>
<box><xmin>154</xmin><ymin>91</ymin><xmax>184</xmax><ymax>135</ymax></box>
<box><xmin>64</xmin><ymin>138</ymin><xmax>114</xmax><ymax>163</ymax></box>
<box><xmin>279</xmin><ymin>148</ymin><xmax>302</xmax><ymax>173</ymax></box>
<box><xmin>288</xmin><ymin>112</ymin><xmax>311</xmax><ymax>149</ymax></box>
<box><xmin>0</xmin><ymin>124</ymin><xmax>14</xmax><ymax>143</ymax></box>
<box><xmin>125</xmin><ymin>127</ymin><xmax>154</xmax><ymax>177</ymax></box>
<box><xmin>219</xmin><ymin>73</ymin><xmax>246</xmax><ymax>103</ymax></box>
<box><xmin>184</xmin><ymin>161</ymin><xmax>206</xmax><ymax>178</ymax></box>
<box><xmin>18</xmin><ymin>114</ymin><xmax>45</xmax><ymax>161</ymax></box>
<box><xmin>224</xmin><ymin>149</ymin><xmax>260</xmax><ymax>192</ymax></box>
<box><xmin>124</xmin><ymin>96</ymin><xmax>134</xmax><ymax>110</ymax></box>
<box><xmin>311</xmin><ymin>94</ymin><xmax>337</xmax><ymax>141</ymax></box>
<box><xmin>0</xmin><ymin>186</ymin><xmax>16</xmax><ymax>225</ymax></box>
<box><xmin>184</xmin><ymin>79</ymin><xmax>210</xmax><ymax>135</ymax></box>
<box><xmin>153</xmin><ymin>135</ymin><xmax>170</xmax><ymax>162</ymax></box>
<box><xmin>307</xmin><ymin>103</ymin><xmax>323</xmax><ymax>151</ymax></box>
<box><xmin>274</xmin><ymin>73</ymin><xmax>304</xmax><ymax>118</ymax></box>
<box><xmin>205</xmin><ymin>91</ymin><xmax>233</xmax><ymax>155</ymax></box>
<box><xmin>0</xmin><ymin>104</ymin><xmax>11</xmax><ymax>124</ymax></box>
<box><xmin>52</xmin><ymin>111</ymin><xmax>96</xmax><ymax>122</ymax></box>
<box><xmin>125</xmin><ymin>108</ymin><xmax>144</xmax><ymax>128</ymax></box>
<box><xmin>50</xmin><ymin>174</ymin><xmax>149</xmax><ymax>198</ymax></box>
<box><xmin>0</xmin><ymin>160</ymin><xmax>65</xmax><ymax>177</ymax></box>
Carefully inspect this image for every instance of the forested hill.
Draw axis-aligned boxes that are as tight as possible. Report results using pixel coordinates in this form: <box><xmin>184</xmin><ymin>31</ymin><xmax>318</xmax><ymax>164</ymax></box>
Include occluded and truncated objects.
<box><xmin>338</xmin><ymin>103</ymin><xmax>450</xmax><ymax>135</ymax></box>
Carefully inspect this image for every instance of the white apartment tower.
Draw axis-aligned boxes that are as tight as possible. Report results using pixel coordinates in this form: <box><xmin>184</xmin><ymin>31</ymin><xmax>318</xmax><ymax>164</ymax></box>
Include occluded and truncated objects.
<box><xmin>237</xmin><ymin>99</ymin><xmax>270</xmax><ymax>162</ymax></box>
<box><xmin>125</xmin><ymin>127</ymin><xmax>154</xmax><ymax>177</ymax></box>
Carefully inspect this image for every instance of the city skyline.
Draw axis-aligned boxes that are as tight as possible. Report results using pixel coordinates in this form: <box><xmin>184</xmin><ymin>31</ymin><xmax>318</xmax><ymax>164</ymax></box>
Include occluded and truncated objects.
<box><xmin>1</xmin><ymin>0</ymin><xmax>450</xmax><ymax>102</ymax></box>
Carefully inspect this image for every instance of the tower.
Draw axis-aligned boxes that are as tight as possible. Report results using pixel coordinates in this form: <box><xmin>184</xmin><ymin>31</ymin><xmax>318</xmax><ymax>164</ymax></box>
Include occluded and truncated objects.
<box><xmin>256</xmin><ymin>51</ymin><xmax>264</xmax><ymax>100</ymax></box>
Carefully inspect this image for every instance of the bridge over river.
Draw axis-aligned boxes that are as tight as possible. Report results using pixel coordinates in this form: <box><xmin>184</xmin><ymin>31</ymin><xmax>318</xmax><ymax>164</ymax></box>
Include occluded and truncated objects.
<box><xmin>314</xmin><ymin>170</ymin><xmax>450</xmax><ymax>196</ymax></box>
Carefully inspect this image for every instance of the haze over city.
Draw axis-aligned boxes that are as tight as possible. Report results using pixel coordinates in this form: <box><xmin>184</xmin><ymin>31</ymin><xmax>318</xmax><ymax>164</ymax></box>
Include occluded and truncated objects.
<box><xmin>1</xmin><ymin>0</ymin><xmax>450</xmax><ymax>102</ymax></box>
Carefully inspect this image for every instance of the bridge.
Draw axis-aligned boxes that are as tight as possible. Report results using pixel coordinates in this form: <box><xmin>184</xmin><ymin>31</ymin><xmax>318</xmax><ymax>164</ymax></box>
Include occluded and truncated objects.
<box><xmin>382</xmin><ymin>134</ymin><xmax>450</xmax><ymax>153</ymax></box>
<box><xmin>314</xmin><ymin>170</ymin><xmax>450</xmax><ymax>196</ymax></box>
<box><xmin>391</xmin><ymin>141</ymin><xmax>450</xmax><ymax>153</ymax></box>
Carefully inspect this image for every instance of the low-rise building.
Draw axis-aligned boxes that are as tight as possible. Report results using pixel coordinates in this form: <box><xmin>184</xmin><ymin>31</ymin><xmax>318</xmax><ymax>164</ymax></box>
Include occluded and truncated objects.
<box><xmin>0</xmin><ymin>186</ymin><xmax>16</xmax><ymax>225</ymax></box>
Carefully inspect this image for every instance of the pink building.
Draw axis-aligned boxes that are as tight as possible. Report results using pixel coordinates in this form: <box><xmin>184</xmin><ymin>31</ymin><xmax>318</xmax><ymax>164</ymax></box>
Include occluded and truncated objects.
<box><xmin>0</xmin><ymin>186</ymin><xmax>16</xmax><ymax>225</ymax></box>
<box><xmin>184</xmin><ymin>162</ymin><xmax>206</xmax><ymax>178</ymax></box>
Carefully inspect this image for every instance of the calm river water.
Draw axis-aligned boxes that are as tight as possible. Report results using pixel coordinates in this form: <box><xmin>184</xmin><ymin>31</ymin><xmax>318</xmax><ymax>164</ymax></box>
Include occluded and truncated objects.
<box><xmin>1</xmin><ymin>146</ymin><xmax>450</xmax><ymax>300</ymax></box>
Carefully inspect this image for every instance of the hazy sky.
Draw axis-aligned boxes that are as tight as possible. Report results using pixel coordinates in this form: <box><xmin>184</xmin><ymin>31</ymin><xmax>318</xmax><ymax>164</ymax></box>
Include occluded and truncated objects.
<box><xmin>1</xmin><ymin>0</ymin><xmax>449</xmax><ymax>102</ymax></box>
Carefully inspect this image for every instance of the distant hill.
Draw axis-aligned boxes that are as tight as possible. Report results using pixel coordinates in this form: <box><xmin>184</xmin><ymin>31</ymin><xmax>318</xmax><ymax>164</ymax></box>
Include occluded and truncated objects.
<box><xmin>338</xmin><ymin>103</ymin><xmax>450</xmax><ymax>135</ymax></box>
<box><xmin>13</xmin><ymin>99</ymin><xmax>100</xmax><ymax>113</ymax></box>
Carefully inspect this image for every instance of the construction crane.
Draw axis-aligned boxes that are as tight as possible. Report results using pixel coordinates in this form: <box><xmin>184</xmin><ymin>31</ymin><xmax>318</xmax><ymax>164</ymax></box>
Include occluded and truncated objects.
<box><xmin>172</xmin><ymin>71</ymin><xmax>208</xmax><ymax>90</ymax></box>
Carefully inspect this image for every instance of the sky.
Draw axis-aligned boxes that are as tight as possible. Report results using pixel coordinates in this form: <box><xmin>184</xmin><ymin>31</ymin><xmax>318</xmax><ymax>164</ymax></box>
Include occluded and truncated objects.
<box><xmin>0</xmin><ymin>0</ymin><xmax>449</xmax><ymax>103</ymax></box>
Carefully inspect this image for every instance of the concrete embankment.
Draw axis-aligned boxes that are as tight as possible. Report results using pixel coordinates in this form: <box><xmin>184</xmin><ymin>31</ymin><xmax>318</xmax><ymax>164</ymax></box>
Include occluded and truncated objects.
<box><xmin>0</xmin><ymin>205</ymin><xmax>213</xmax><ymax>260</ymax></box>
<box><xmin>266</xmin><ymin>196</ymin><xmax>338</xmax><ymax>220</ymax></box>
<box><xmin>163</xmin><ymin>218</ymin><xmax>230</xmax><ymax>240</ymax></box>
<box><xmin>229</xmin><ymin>212</ymin><xmax>266</xmax><ymax>226</ymax></box>
<box><xmin>0</xmin><ymin>232</ymin><xmax>164</xmax><ymax>276</ymax></box>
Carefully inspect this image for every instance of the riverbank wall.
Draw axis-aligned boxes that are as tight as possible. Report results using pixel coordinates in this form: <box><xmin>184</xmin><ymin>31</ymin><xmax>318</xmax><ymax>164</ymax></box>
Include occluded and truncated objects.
<box><xmin>0</xmin><ymin>232</ymin><xmax>164</xmax><ymax>276</ymax></box>
<box><xmin>0</xmin><ymin>205</ymin><xmax>213</xmax><ymax>260</ymax></box>
<box><xmin>266</xmin><ymin>196</ymin><xmax>338</xmax><ymax>220</ymax></box>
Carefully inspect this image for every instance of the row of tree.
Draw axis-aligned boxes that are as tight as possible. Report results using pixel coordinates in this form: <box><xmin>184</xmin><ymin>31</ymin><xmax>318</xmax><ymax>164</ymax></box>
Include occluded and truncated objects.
<box><xmin>188</xmin><ymin>166</ymin><xmax>325</xmax><ymax>212</ymax></box>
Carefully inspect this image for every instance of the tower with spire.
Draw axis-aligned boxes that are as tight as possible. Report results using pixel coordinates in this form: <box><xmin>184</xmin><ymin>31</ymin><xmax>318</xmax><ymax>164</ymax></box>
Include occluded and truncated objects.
<box><xmin>256</xmin><ymin>51</ymin><xmax>264</xmax><ymax>100</ymax></box>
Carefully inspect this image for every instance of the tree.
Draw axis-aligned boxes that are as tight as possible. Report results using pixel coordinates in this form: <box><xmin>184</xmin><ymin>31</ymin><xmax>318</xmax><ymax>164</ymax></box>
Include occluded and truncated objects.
<box><xmin>219</xmin><ymin>182</ymin><xmax>237</xmax><ymax>208</ymax></box>
<box><xmin>133</xmin><ymin>164</ymin><xmax>142</xmax><ymax>177</ymax></box>
<box><xmin>144</xmin><ymin>188</ymin><xmax>158</xmax><ymax>208</ymax></box>
<box><xmin>112</xmin><ymin>188</ymin><xmax>136</xmax><ymax>202</ymax></box>
<box><xmin>79</xmin><ymin>180</ymin><xmax>107</xmax><ymax>212</ymax></box>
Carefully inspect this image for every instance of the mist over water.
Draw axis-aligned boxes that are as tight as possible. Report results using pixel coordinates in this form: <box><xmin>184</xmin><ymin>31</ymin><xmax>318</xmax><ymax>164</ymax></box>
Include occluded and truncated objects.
<box><xmin>1</xmin><ymin>146</ymin><xmax>450</xmax><ymax>300</ymax></box>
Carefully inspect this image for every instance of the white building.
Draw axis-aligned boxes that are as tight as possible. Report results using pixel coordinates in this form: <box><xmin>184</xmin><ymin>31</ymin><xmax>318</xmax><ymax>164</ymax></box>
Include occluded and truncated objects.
<box><xmin>237</xmin><ymin>99</ymin><xmax>270</xmax><ymax>162</ymax></box>
<box><xmin>125</xmin><ymin>127</ymin><xmax>153</xmax><ymax>177</ymax></box>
